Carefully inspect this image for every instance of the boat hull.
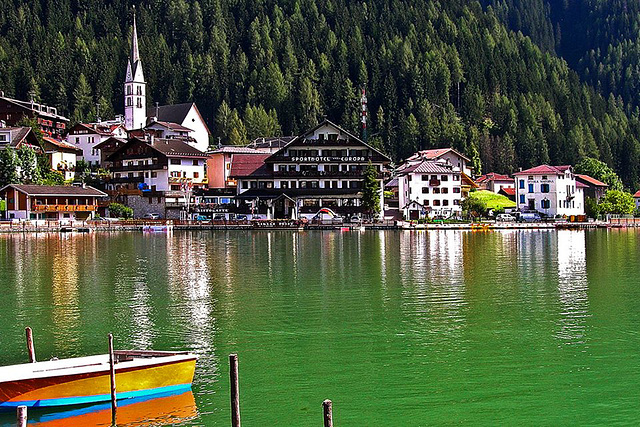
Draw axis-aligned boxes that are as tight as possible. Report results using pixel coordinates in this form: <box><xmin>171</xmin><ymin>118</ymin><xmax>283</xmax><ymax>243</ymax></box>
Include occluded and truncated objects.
<box><xmin>0</xmin><ymin>357</ymin><xmax>196</xmax><ymax>408</ymax></box>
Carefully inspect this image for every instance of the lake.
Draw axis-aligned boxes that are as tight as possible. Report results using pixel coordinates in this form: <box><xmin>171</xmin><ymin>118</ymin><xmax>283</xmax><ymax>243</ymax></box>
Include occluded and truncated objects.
<box><xmin>0</xmin><ymin>229</ymin><xmax>639</xmax><ymax>425</ymax></box>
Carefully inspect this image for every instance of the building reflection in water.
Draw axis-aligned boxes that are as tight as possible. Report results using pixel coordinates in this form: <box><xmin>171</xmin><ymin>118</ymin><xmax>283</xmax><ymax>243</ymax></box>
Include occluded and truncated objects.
<box><xmin>397</xmin><ymin>230</ymin><xmax>467</xmax><ymax>347</ymax></box>
<box><xmin>555</xmin><ymin>230</ymin><xmax>590</xmax><ymax>346</ymax></box>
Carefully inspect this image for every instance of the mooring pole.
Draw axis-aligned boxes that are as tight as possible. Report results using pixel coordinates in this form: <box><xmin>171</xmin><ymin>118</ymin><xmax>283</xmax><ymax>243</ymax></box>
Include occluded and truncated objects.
<box><xmin>108</xmin><ymin>333</ymin><xmax>117</xmax><ymax>425</ymax></box>
<box><xmin>25</xmin><ymin>327</ymin><xmax>36</xmax><ymax>363</ymax></box>
<box><xmin>229</xmin><ymin>353</ymin><xmax>241</xmax><ymax>427</ymax></box>
<box><xmin>17</xmin><ymin>405</ymin><xmax>27</xmax><ymax>427</ymax></box>
<box><xmin>323</xmin><ymin>399</ymin><xmax>333</xmax><ymax>427</ymax></box>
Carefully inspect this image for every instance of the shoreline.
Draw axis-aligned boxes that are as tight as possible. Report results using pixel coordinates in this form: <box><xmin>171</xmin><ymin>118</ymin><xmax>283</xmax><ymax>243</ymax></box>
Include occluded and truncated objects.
<box><xmin>0</xmin><ymin>220</ymin><xmax>638</xmax><ymax>233</ymax></box>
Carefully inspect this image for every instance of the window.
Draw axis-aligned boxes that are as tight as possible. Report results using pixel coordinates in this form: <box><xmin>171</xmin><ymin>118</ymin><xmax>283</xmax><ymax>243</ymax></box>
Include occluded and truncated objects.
<box><xmin>441</xmin><ymin>188</ymin><xmax>448</xmax><ymax>194</ymax></box>
<box><xmin>423</xmin><ymin>200</ymin><xmax>430</xmax><ymax>206</ymax></box>
<box><xmin>193</xmin><ymin>160</ymin><xmax>199</xmax><ymax>166</ymax></box>
<box><xmin>127</xmin><ymin>97</ymin><xmax>132</xmax><ymax>107</ymax></box>
<box><xmin>528</xmin><ymin>183</ymin><xmax>534</xmax><ymax>193</ymax></box>
<box><xmin>151</xmin><ymin>172</ymin><xmax>157</xmax><ymax>178</ymax></box>
<box><xmin>453</xmin><ymin>187</ymin><xmax>461</xmax><ymax>193</ymax></box>
<box><xmin>279</xmin><ymin>165</ymin><xmax>287</xmax><ymax>172</ymax></box>
<box><xmin>422</xmin><ymin>187</ymin><xmax>429</xmax><ymax>194</ymax></box>
<box><xmin>433</xmin><ymin>200</ymin><xmax>441</xmax><ymax>206</ymax></box>
<box><xmin>170</xmin><ymin>159</ymin><xmax>181</xmax><ymax>165</ymax></box>
<box><xmin>127</xmin><ymin>86</ymin><xmax>132</xmax><ymax>95</ymax></box>
<box><xmin>541</xmin><ymin>184</ymin><xmax>550</xmax><ymax>193</ymax></box>
<box><xmin>453</xmin><ymin>200</ymin><xmax>460</xmax><ymax>205</ymax></box>
<box><xmin>137</xmin><ymin>98</ymin><xmax>142</xmax><ymax>108</ymax></box>
<box><xmin>441</xmin><ymin>175</ymin><xmax>448</xmax><ymax>181</ymax></box>
<box><xmin>453</xmin><ymin>175</ymin><xmax>460</xmax><ymax>181</ymax></box>
<box><xmin>519</xmin><ymin>195</ymin><xmax>525</xmax><ymax>204</ymax></box>
<box><xmin>242</xmin><ymin>181</ymin><xmax>249</xmax><ymax>189</ymax></box>
<box><xmin>541</xmin><ymin>199</ymin><xmax>550</xmax><ymax>209</ymax></box>
<box><xmin>282</xmin><ymin>181</ymin><xmax>289</xmax><ymax>189</ymax></box>
<box><xmin>528</xmin><ymin>176</ymin><xmax>533</xmax><ymax>180</ymax></box>
<box><xmin>422</xmin><ymin>175</ymin><xmax>428</xmax><ymax>181</ymax></box>
<box><xmin>433</xmin><ymin>188</ymin><xmax>440</xmax><ymax>194</ymax></box>
<box><xmin>193</xmin><ymin>172</ymin><xmax>199</xmax><ymax>179</ymax></box>
<box><xmin>519</xmin><ymin>180</ymin><xmax>525</xmax><ymax>189</ymax></box>
<box><xmin>443</xmin><ymin>200</ymin><xmax>449</xmax><ymax>206</ymax></box>
<box><xmin>542</xmin><ymin>175</ymin><xmax>547</xmax><ymax>180</ymax></box>
<box><xmin>171</xmin><ymin>185</ymin><xmax>181</xmax><ymax>191</ymax></box>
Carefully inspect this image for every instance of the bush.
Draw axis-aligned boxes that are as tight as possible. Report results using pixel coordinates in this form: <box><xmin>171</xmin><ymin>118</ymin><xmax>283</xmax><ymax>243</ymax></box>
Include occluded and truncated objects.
<box><xmin>598</xmin><ymin>190</ymin><xmax>635</xmax><ymax>215</ymax></box>
<box><xmin>108</xmin><ymin>202</ymin><xmax>133</xmax><ymax>219</ymax></box>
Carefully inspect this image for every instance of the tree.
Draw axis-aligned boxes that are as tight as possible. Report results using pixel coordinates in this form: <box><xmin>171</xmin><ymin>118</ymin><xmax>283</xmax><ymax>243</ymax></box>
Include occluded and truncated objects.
<box><xmin>361</xmin><ymin>163</ymin><xmax>381</xmax><ymax>217</ymax></box>
<box><xmin>72</xmin><ymin>73</ymin><xmax>93</xmax><ymax>124</ymax></box>
<box><xmin>461</xmin><ymin>195</ymin><xmax>487</xmax><ymax>219</ymax></box>
<box><xmin>16</xmin><ymin>146</ymin><xmax>41</xmax><ymax>184</ymax></box>
<box><xmin>0</xmin><ymin>149</ymin><xmax>19</xmax><ymax>187</ymax></box>
<box><xmin>598</xmin><ymin>190</ymin><xmax>635</xmax><ymax>215</ymax></box>
<box><xmin>75</xmin><ymin>159</ymin><xmax>91</xmax><ymax>183</ymax></box>
<box><xmin>575</xmin><ymin>157</ymin><xmax>624</xmax><ymax>191</ymax></box>
<box><xmin>108</xmin><ymin>202</ymin><xmax>133</xmax><ymax>219</ymax></box>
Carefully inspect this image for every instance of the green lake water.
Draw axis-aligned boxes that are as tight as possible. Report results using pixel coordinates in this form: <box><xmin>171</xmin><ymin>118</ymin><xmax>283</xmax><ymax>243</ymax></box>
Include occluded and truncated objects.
<box><xmin>0</xmin><ymin>229</ymin><xmax>639</xmax><ymax>425</ymax></box>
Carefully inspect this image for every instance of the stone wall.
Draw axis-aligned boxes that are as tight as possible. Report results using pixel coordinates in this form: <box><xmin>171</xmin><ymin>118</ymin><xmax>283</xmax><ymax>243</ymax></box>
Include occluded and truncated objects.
<box><xmin>124</xmin><ymin>195</ymin><xmax>166</xmax><ymax>218</ymax></box>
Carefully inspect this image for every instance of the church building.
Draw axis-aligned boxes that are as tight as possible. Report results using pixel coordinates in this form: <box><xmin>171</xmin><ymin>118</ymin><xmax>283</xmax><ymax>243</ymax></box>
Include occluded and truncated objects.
<box><xmin>123</xmin><ymin>12</ymin><xmax>211</xmax><ymax>152</ymax></box>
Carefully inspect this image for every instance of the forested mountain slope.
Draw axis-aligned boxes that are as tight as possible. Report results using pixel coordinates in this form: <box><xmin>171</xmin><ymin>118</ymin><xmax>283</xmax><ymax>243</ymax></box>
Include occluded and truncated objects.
<box><xmin>1</xmin><ymin>0</ymin><xmax>639</xmax><ymax>187</ymax></box>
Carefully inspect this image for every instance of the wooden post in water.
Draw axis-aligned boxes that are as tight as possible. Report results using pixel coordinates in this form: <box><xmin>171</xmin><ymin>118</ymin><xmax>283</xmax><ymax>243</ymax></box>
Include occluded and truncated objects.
<box><xmin>17</xmin><ymin>405</ymin><xmax>27</xmax><ymax>427</ymax></box>
<box><xmin>229</xmin><ymin>353</ymin><xmax>241</xmax><ymax>427</ymax></box>
<box><xmin>108</xmin><ymin>333</ymin><xmax>117</xmax><ymax>425</ymax></box>
<box><xmin>25</xmin><ymin>327</ymin><xmax>36</xmax><ymax>363</ymax></box>
<box><xmin>323</xmin><ymin>399</ymin><xmax>333</xmax><ymax>427</ymax></box>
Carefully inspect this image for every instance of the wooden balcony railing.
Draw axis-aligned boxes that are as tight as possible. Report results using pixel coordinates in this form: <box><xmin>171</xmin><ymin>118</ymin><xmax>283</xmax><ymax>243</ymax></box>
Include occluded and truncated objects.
<box><xmin>32</xmin><ymin>204</ymin><xmax>97</xmax><ymax>212</ymax></box>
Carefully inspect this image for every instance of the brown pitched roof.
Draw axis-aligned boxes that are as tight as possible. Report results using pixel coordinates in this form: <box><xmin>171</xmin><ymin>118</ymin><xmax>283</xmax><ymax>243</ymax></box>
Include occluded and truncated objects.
<box><xmin>406</xmin><ymin>147</ymin><xmax>471</xmax><ymax>162</ymax></box>
<box><xmin>576</xmin><ymin>174</ymin><xmax>608</xmax><ymax>187</ymax></box>
<box><xmin>476</xmin><ymin>172</ymin><xmax>514</xmax><ymax>183</ymax></box>
<box><xmin>1</xmin><ymin>184</ymin><xmax>107</xmax><ymax>197</ymax></box>
<box><xmin>513</xmin><ymin>165</ymin><xmax>572</xmax><ymax>175</ymax></box>
<box><xmin>399</xmin><ymin>160</ymin><xmax>456</xmax><ymax>175</ymax></box>
<box><xmin>42</xmin><ymin>136</ymin><xmax>82</xmax><ymax>153</ymax></box>
<box><xmin>150</xmin><ymin>139</ymin><xmax>208</xmax><ymax>158</ymax></box>
<box><xmin>229</xmin><ymin>154</ymin><xmax>272</xmax><ymax>178</ymax></box>
<box><xmin>146</xmin><ymin>120</ymin><xmax>193</xmax><ymax>132</ymax></box>
<box><xmin>0</xmin><ymin>127</ymin><xmax>38</xmax><ymax>149</ymax></box>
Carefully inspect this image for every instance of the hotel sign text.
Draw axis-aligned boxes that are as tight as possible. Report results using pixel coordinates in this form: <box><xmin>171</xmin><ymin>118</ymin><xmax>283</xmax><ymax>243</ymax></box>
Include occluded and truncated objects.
<box><xmin>290</xmin><ymin>156</ymin><xmax>367</xmax><ymax>163</ymax></box>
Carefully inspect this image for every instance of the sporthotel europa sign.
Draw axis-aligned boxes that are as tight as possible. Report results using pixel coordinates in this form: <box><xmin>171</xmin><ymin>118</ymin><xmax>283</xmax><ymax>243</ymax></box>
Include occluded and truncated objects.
<box><xmin>289</xmin><ymin>156</ymin><xmax>367</xmax><ymax>163</ymax></box>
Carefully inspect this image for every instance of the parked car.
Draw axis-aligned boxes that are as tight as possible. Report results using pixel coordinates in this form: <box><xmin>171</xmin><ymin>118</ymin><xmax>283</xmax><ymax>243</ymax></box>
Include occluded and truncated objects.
<box><xmin>143</xmin><ymin>213</ymin><xmax>161</xmax><ymax>220</ymax></box>
<box><xmin>236</xmin><ymin>214</ymin><xmax>248</xmax><ymax>221</ymax></box>
<box><xmin>213</xmin><ymin>214</ymin><xmax>226</xmax><ymax>221</ymax></box>
<box><xmin>349</xmin><ymin>215</ymin><xmax>362</xmax><ymax>223</ymax></box>
<box><xmin>496</xmin><ymin>213</ymin><xmax>516</xmax><ymax>222</ymax></box>
<box><xmin>518</xmin><ymin>212</ymin><xmax>542</xmax><ymax>222</ymax></box>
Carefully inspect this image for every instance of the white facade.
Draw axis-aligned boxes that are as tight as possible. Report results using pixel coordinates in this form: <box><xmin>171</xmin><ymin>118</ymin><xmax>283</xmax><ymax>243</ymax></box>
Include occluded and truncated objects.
<box><xmin>405</xmin><ymin>148</ymin><xmax>472</xmax><ymax>176</ymax></box>
<box><xmin>67</xmin><ymin>124</ymin><xmax>127</xmax><ymax>166</ymax></box>
<box><xmin>112</xmin><ymin>156</ymin><xmax>206</xmax><ymax>192</ymax></box>
<box><xmin>514</xmin><ymin>166</ymin><xmax>585</xmax><ymax>216</ymax></box>
<box><xmin>180</xmin><ymin>106</ymin><xmax>210</xmax><ymax>153</ymax></box>
<box><xmin>398</xmin><ymin>160</ymin><xmax>463</xmax><ymax>219</ymax></box>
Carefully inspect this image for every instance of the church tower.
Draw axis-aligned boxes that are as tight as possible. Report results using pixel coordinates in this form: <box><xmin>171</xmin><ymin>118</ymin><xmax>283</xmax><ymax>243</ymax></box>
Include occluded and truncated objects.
<box><xmin>124</xmin><ymin>10</ymin><xmax>146</xmax><ymax>130</ymax></box>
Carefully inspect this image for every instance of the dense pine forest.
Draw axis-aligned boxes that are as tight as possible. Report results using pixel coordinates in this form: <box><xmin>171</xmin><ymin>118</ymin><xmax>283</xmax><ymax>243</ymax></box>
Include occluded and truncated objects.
<box><xmin>1</xmin><ymin>0</ymin><xmax>640</xmax><ymax>188</ymax></box>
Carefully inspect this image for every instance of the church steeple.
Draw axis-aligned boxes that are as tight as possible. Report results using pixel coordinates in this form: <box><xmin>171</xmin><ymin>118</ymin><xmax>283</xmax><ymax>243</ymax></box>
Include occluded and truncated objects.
<box><xmin>124</xmin><ymin>6</ymin><xmax>147</xmax><ymax>130</ymax></box>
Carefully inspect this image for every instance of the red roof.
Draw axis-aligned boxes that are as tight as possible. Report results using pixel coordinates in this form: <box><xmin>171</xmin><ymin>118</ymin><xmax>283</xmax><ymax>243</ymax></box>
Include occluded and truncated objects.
<box><xmin>476</xmin><ymin>172</ymin><xmax>514</xmax><ymax>183</ymax></box>
<box><xmin>576</xmin><ymin>181</ymin><xmax>588</xmax><ymax>188</ymax></box>
<box><xmin>406</xmin><ymin>147</ymin><xmax>470</xmax><ymax>162</ymax></box>
<box><xmin>400</xmin><ymin>160</ymin><xmax>456</xmax><ymax>175</ymax></box>
<box><xmin>576</xmin><ymin>174</ymin><xmax>608</xmax><ymax>187</ymax></box>
<box><xmin>499</xmin><ymin>187</ymin><xmax>516</xmax><ymax>196</ymax></box>
<box><xmin>633</xmin><ymin>190</ymin><xmax>640</xmax><ymax>198</ymax></box>
<box><xmin>229</xmin><ymin>154</ymin><xmax>272</xmax><ymax>178</ymax></box>
<box><xmin>42</xmin><ymin>136</ymin><xmax>82</xmax><ymax>153</ymax></box>
<box><xmin>513</xmin><ymin>165</ymin><xmax>572</xmax><ymax>175</ymax></box>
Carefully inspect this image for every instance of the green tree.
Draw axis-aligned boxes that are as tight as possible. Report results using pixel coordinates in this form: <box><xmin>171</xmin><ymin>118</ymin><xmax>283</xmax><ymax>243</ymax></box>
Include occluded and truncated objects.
<box><xmin>598</xmin><ymin>190</ymin><xmax>636</xmax><ymax>215</ymax></box>
<box><xmin>108</xmin><ymin>202</ymin><xmax>133</xmax><ymax>219</ymax></box>
<box><xmin>16</xmin><ymin>146</ymin><xmax>41</xmax><ymax>184</ymax></box>
<box><xmin>461</xmin><ymin>196</ymin><xmax>487</xmax><ymax>219</ymax></box>
<box><xmin>0</xmin><ymin>149</ymin><xmax>19</xmax><ymax>187</ymax></box>
<box><xmin>575</xmin><ymin>157</ymin><xmax>624</xmax><ymax>191</ymax></box>
<box><xmin>361</xmin><ymin>163</ymin><xmax>381</xmax><ymax>217</ymax></box>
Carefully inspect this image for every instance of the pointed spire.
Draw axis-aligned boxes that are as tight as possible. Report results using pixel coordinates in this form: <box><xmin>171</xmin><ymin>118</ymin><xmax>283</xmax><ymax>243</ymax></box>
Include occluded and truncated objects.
<box><xmin>131</xmin><ymin>6</ymin><xmax>140</xmax><ymax>63</ymax></box>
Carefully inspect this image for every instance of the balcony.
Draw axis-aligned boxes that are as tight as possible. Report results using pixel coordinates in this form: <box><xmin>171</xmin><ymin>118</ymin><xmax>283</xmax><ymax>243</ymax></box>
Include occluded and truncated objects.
<box><xmin>110</xmin><ymin>163</ymin><xmax>166</xmax><ymax>172</ymax></box>
<box><xmin>109</xmin><ymin>176</ymin><xmax>145</xmax><ymax>184</ymax></box>
<box><xmin>429</xmin><ymin>178</ymin><xmax>441</xmax><ymax>186</ymax></box>
<box><xmin>33</xmin><ymin>205</ymin><xmax>97</xmax><ymax>212</ymax></box>
<box><xmin>273</xmin><ymin>170</ymin><xmax>384</xmax><ymax>179</ymax></box>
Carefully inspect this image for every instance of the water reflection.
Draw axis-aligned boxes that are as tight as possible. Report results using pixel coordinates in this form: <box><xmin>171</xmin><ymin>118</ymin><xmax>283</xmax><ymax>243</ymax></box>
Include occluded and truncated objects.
<box><xmin>556</xmin><ymin>230</ymin><xmax>590</xmax><ymax>345</ymax></box>
<box><xmin>21</xmin><ymin>390</ymin><xmax>197</xmax><ymax>427</ymax></box>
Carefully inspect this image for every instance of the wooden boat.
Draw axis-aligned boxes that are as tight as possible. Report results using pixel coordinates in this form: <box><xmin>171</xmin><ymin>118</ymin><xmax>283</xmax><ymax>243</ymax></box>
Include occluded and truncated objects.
<box><xmin>0</xmin><ymin>350</ymin><xmax>197</xmax><ymax>409</ymax></box>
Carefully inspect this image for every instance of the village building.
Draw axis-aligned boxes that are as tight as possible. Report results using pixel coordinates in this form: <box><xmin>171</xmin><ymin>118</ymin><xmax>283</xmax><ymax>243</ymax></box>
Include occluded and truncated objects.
<box><xmin>93</xmin><ymin>137</ymin><xmax>127</xmax><ymax>169</ymax></box>
<box><xmin>634</xmin><ymin>190</ymin><xmax>640</xmax><ymax>210</ymax></box>
<box><xmin>476</xmin><ymin>172</ymin><xmax>515</xmax><ymax>193</ymax></box>
<box><xmin>123</xmin><ymin>14</ymin><xmax>211</xmax><ymax>152</ymax></box>
<box><xmin>105</xmin><ymin>137</ymin><xmax>207</xmax><ymax>219</ymax></box>
<box><xmin>401</xmin><ymin>148</ymin><xmax>477</xmax><ymax>197</ymax></box>
<box><xmin>65</xmin><ymin>122</ymin><xmax>127</xmax><ymax>166</ymax></box>
<box><xmin>0</xmin><ymin>184</ymin><xmax>106</xmax><ymax>221</ymax></box>
<box><xmin>397</xmin><ymin>159</ymin><xmax>465</xmax><ymax>220</ymax></box>
<box><xmin>498</xmin><ymin>187</ymin><xmax>516</xmax><ymax>201</ymax></box>
<box><xmin>575</xmin><ymin>174</ymin><xmax>608</xmax><ymax>201</ymax></box>
<box><xmin>42</xmin><ymin>137</ymin><xmax>82</xmax><ymax>181</ymax></box>
<box><xmin>206</xmin><ymin>145</ymin><xmax>265</xmax><ymax>189</ymax></box>
<box><xmin>513</xmin><ymin>165</ymin><xmax>585</xmax><ymax>216</ymax></box>
<box><xmin>246</xmin><ymin>136</ymin><xmax>296</xmax><ymax>154</ymax></box>
<box><xmin>0</xmin><ymin>93</ymin><xmax>69</xmax><ymax>137</ymax></box>
<box><xmin>228</xmin><ymin>120</ymin><xmax>391</xmax><ymax>219</ymax></box>
<box><xmin>0</xmin><ymin>125</ymin><xmax>40</xmax><ymax>151</ymax></box>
